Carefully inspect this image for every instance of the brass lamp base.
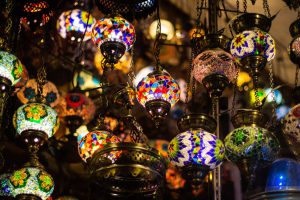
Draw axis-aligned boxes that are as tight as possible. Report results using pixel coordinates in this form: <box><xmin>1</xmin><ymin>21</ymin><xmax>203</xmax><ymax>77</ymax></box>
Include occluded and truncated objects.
<box><xmin>89</xmin><ymin>143</ymin><xmax>165</xmax><ymax>197</ymax></box>
<box><xmin>177</xmin><ymin>113</ymin><xmax>216</xmax><ymax>133</ymax></box>
<box><xmin>145</xmin><ymin>100</ymin><xmax>171</xmax><ymax>128</ymax></box>
<box><xmin>232</xmin><ymin>13</ymin><xmax>272</xmax><ymax>34</ymax></box>
<box><xmin>21</xmin><ymin>130</ymin><xmax>48</xmax><ymax>149</ymax></box>
<box><xmin>181</xmin><ymin>164</ymin><xmax>210</xmax><ymax>188</ymax></box>
<box><xmin>231</xmin><ymin>109</ymin><xmax>268</xmax><ymax>128</ymax></box>
<box><xmin>240</xmin><ymin>55</ymin><xmax>267</xmax><ymax>76</ymax></box>
<box><xmin>248</xmin><ymin>190</ymin><xmax>300</xmax><ymax>200</ymax></box>
<box><xmin>100</xmin><ymin>41</ymin><xmax>126</xmax><ymax>65</ymax></box>
<box><xmin>112</xmin><ymin>85</ymin><xmax>135</xmax><ymax>109</ymax></box>
<box><xmin>16</xmin><ymin>194</ymin><xmax>42</xmax><ymax>200</ymax></box>
<box><xmin>202</xmin><ymin>73</ymin><xmax>229</xmax><ymax>97</ymax></box>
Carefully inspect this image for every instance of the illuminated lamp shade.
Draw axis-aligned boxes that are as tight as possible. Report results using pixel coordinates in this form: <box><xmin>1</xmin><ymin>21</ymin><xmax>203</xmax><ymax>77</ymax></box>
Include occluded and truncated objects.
<box><xmin>14</xmin><ymin>64</ymin><xmax>29</xmax><ymax>94</ymax></box>
<box><xmin>168</xmin><ymin>129</ymin><xmax>225</xmax><ymax>169</ymax></box>
<box><xmin>224</xmin><ymin>126</ymin><xmax>279</xmax><ymax>163</ymax></box>
<box><xmin>276</xmin><ymin>105</ymin><xmax>290</xmax><ymax>120</ymax></box>
<box><xmin>149</xmin><ymin>19</ymin><xmax>175</xmax><ymax>40</ymax></box>
<box><xmin>14</xmin><ymin>102</ymin><xmax>58</xmax><ymax>139</ymax></box>
<box><xmin>193</xmin><ymin>49</ymin><xmax>237</xmax><ymax>84</ymax></box>
<box><xmin>282</xmin><ymin>104</ymin><xmax>300</xmax><ymax>143</ymax></box>
<box><xmin>189</xmin><ymin>27</ymin><xmax>206</xmax><ymax>39</ymax></box>
<box><xmin>8</xmin><ymin>167</ymin><xmax>54</xmax><ymax>200</ymax></box>
<box><xmin>265</xmin><ymin>158</ymin><xmax>300</xmax><ymax>191</ymax></box>
<box><xmin>136</xmin><ymin>70</ymin><xmax>180</xmax><ymax>126</ymax></box>
<box><xmin>0</xmin><ymin>173</ymin><xmax>12</xmax><ymax>197</ymax></box>
<box><xmin>56</xmin><ymin>92</ymin><xmax>95</xmax><ymax>126</ymax></box>
<box><xmin>177</xmin><ymin>78</ymin><xmax>191</xmax><ymax>102</ymax></box>
<box><xmin>166</xmin><ymin>165</ymin><xmax>186</xmax><ymax>190</ymax></box>
<box><xmin>230</xmin><ymin>30</ymin><xmax>276</xmax><ymax>66</ymax></box>
<box><xmin>78</xmin><ymin>130</ymin><xmax>120</xmax><ymax>162</ymax></box>
<box><xmin>133</xmin><ymin>66</ymin><xmax>154</xmax><ymax>87</ymax></box>
<box><xmin>73</xmin><ymin>70</ymin><xmax>100</xmax><ymax>90</ymax></box>
<box><xmin>91</xmin><ymin>16</ymin><xmax>135</xmax><ymax>64</ymax></box>
<box><xmin>265</xmin><ymin>88</ymin><xmax>283</xmax><ymax>104</ymax></box>
<box><xmin>57</xmin><ymin>9</ymin><xmax>96</xmax><ymax>42</ymax></box>
<box><xmin>17</xmin><ymin>79</ymin><xmax>60</xmax><ymax>107</ymax></box>
<box><xmin>249</xmin><ymin>88</ymin><xmax>266</xmax><ymax>105</ymax></box>
<box><xmin>289</xmin><ymin>19</ymin><xmax>300</xmax><ymax>64</ymax></box>
<box><xmin>94</xmin><ymin>51</ymin><xmax>132</xmax><ymax>75</ymax></box>
<box><xmin>237</xmin><ymin>71</ymin><xmax>252</xmax><ymax>88</ymax></box>
<box><xmin>20</xmin><ymin>0</ymin><xmax>53</xmax><ymax>29</ymax></box>
<box><xmin>149</xmin><ymin>139</ymin><xmax>169</xmax><ymax>158</ymax></box>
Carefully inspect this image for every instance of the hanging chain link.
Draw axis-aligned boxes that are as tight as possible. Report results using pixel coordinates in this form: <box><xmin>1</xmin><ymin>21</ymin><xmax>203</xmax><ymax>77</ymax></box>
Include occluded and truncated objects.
<box><xmin>243</xmin><ymin>0</ymin><xmax>247</xmax><ymax>13</ymax></box>
<box><xmin>153</xmin><ymin>4</ymin><xmax>161</xmax><ymax>70</ymax></box>
<box><xmin>1</xmin><ymin>0</ymin><xmax>16</xmax><ymax>51</ymax></box>
<box><xmin>268</xmin><ymin>62</ymin><xmax>276</xmax><ymax>123</ymax></box>
<box><xmin>36</xmin><ymin>58</ymin><xmax>47</xmax><ymax>100</ymax></box>
<box><xmin>127</xmin><ymin>46</ymin><xmax>136</xmax><ymax>86</ymax></box>
<box><xmin>295</xmin><ymin>66</ymin><xmax>299</xmax><ymax>87</ymax></box>
<box><xmin>195</xmin><ymin>0</ymin><xmax>205</xmax><ymax>34</ymax></box>
<box><xmin>236</xmin><ymin>0</ymin><xmax>240</xmax><ymax>14</ymax></box>
<box><xmin>263</xmin><ymin>0</ymin><xmax>271</xmax><ymax>18</ymax></box>
<box><xmin>253</xmin><ymin>75</ymin><xmax>261</xmax><ymax>109</ymax></box>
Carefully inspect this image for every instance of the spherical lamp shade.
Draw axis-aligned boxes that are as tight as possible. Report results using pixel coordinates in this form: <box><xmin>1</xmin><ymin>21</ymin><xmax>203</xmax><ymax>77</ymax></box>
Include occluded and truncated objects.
<box><xmin>149</xmin><ymin>19</ymin><xmax>175</xmax><ymax>41</ymax></box>
<box><xmin>14</xmin><ymin>102</ymin><xmax>58</xmax><ymax>139</ymax></box>
<box><xmin>78</xmin><ymin>130</ymin><xmax>120</xmax><ymax>162</ymax></box>
<box><xmin>56</xmin><ymin>92</ymin><xmax>95</xmax><ymax>125</ymax></box>
<box><xmin>136</xmin><ymin>70</ymin><xmax>180</xmax><ymax>126</ymax></box>
<box><xmin>92</xmin><ymin>16</ymin><xmax>135</xmax><ymax>64</ymax></box>
<box><xmin>193</xmin><ymin>49</ymin><xmax>237</xmax><ymax>83</ymax></box>
<box><xmin>168</xmin><ymin>129</ymin><xmax>225</xmax><ymax>169</ymax></box>
<box><xmin>21</xmin><ymin>0</ymin><xmax>53</xmax><ymax>29</ymax></box>
<box><xmin>0</xmin><ymin>51</ymin><xmax>26</xmax><ymax>86</ymax></box>
<box><xmin>0</xmin><ymin>173</ymin><xmax>12</xmax><ymax>197</ymax></box>
<box><xmin>230</xmin><ymin>30</ymin><xmax>276</xmax><ymax>64</ymax></box>
<box><xmin>265</xmin><ymin>158</ymin><xmax>300</xmax><ymax>191</ymax></box>
<box><xmin>8</xmin><ymin>167</ymin><xmax>54</xmax><ymax>200</ymax></box>
<box><xmin>289</xmin><ymin>37</ymin><xmax>300</xmax><ymax>63</ymax></box>
<box><xmin>283</xmin><ymin>104</ymin><xmax>300</xmax><ymax>138</ymax></box>
<box><xmin>149</xmin><ymin>139</ymin><xmax>169</xmax><ymax>158</ymax></box>
<box><xmin>17</xmin><ymin>79</ymin><xmax>60</xmax><ymax>107</ymax></box>
<box><xmin>133</xmin><ymin>66</ymin><xmax>154</xmax><ymax>87</ymax></box>
<box><xmin>57</xmin><ymin>9</ymin><xmax>96</xmax><ymax>42</ymax></box>
<box><xmin>224</xmin><ymin>126</ymin><xmax>279</xmax><ymax>162</ymax></box>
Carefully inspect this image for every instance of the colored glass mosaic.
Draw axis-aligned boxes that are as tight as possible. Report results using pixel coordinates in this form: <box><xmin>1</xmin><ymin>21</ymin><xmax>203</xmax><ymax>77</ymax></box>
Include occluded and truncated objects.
<box><xmin>0</xmin><ymin>173</ymin><xmax>12</xmax><ymax>197</ymax></box>
<box><xmin>92</xmin><ymin>16</ymin><xmax>135</xmax><ymax>51</ymax></box>
<box><xmin>56</xmin><ymin>93</ymin><xmax>95</xmax><ymax>124</ymax></box>
<box><xmin>0</xmin><ymin>51</ymin><xmax>25</xmax><ymax>86</ymax></box>
<box><xmin>149</xmin><ymin>139</ymin><xmax>169</xmax><ymax>158</ymax></box>
<box><xmin>14</xmin><ymin>102</ymin><xmax>58</xmax><ymax>138</ymax></box>
<box><xmin>136</xmin><ymin>71</ymin><xmax>180</xmax><ymax>107</ymax></box>
<box><xmin>57</xmin><ymin>9</ymin><xmax>96</xmax><ymax>42</ymax></box>
<box><xmin>14</xmin><ymin>64</ymin><xmax>29</xmax><ymax>94</ymax></box>
<box><xmin>17</xmin><ymin>79</ymin><xmax>60</xmax><ymax>107</ymax></box>
<box><xmin>193</xmin><ymin>49</ymin><xmax>237</xmax><ymax>83</ymax></box>
<box><xmin>224</xmin><ymin>126</ymin><xmax>279</xmax><ymax>162</ymax></box>
<box><xmin>283</xmin><ymin>104</ymin><xmax>300</xmax><ymax>142</ymax></box>
<box><xmin>73</xmin><ymin>70</ymin><xmax>101</xmax><ymax>90</ymax></box>
<box><xmin>168</xmin><ymin>129</ymin><xmax>225</xmax><ymax>169</ymax></box>
<box><xmin>230</xmin><ymin>30</ymin><xmax>276</xmax><ymax>62</ymax></box>
<box><xmin>166</xmin><ymin>165</ymin><xmax>185</xmax><ymax>190</ymax></box>
<box><xmin>290</xmin><ymin>37</ymin><xmax>300</xmax><ymax>58</ymax></box>
<box><xmin>8</xmin><ymin>167</ymin><xmax>54</xmax><ymax>200</ymax></box>
<box><xmin>78</xmin><ymin>130</ymin><xmax>121</xmax><ymax>162</ymax></box>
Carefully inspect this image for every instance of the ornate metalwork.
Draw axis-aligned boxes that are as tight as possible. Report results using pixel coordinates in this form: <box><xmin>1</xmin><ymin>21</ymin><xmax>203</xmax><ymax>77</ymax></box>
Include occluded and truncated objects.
<box><xmin>232</xmin><ymin>109</ymin><xmax>268</xmax><ymax>128</ymax></box>
<box><xmin>202</xmin><ymin>74</ymin><xmax>229</xmax><ymax>97</ymax></box>
<box><xmin>89</xmin><ymin>143</ymin><xmax>166</xmax><ymax>197</ymax></box>
<box><xmin>177</xmin><ymin>113</ymin><xmax>216</xmax><ymax>133</ymax></box>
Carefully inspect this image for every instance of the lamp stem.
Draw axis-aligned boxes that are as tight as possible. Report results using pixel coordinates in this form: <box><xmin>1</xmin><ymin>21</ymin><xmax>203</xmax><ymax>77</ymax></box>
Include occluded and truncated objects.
<box><xmin>208</xmin><ymin>0</ymin><xmax>218</xmax><ymax>34</ymax></box>
<box><xmin>212</xmin><ymin>95</ymin><xmax>221</xmax><ymax>200</ymax></box>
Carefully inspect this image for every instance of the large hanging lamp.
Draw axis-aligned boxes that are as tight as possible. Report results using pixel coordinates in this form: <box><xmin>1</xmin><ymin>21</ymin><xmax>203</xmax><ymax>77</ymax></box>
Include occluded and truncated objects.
<box><xmin>224</xmin><ymin>109</ymin><xmax>279</xmax><ymax>189</ymax></box>
<box><xmin>168</xmin><ymin>114</ymin><xmax>225</xmax><ymax>187</ymax></box>
<box><xmin>92</xmin><ymin>16</ymin><xmax>135</xmax><ymax>65</ymax></box>
<box><xmin>136</xmin><ymin>68</ymin><xmax>180</xmax><ymax>127</ymax></box>
<box><xmin>230</xmin><ymin>13</ymin><xmax>276</xmax><ymax>80</ymax></box>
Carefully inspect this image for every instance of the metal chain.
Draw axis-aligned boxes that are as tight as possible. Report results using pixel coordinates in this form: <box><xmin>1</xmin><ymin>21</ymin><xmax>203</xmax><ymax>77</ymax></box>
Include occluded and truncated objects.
<box><xmin>268</xmin><ymin>62</ymin><xmax>276</xmax><ymax>122</ymax></box>
<box><xmin>263</xmin><ymin>0</ymin><xmax>271</xmax><ymax>18</ymax></box>
<box><xmin>195</xmin><ymin>0</ymin><xmax>205</xmax><ymax>34</ymax></box>
<box><xmin>236</xmin><ymin>0</ymin><xmax>240</xmax><ymax>14</ymax></box>
<box><xmin>153</xmin><ymin>4</ymin><xmax>161</xmax><ymax>70</ymax></box>
<box><xmin>231</xmin><ymin>69</ymin><xmax>240</xmax><ymax>116</ymax></box>
<box><xmin>242</xmin><ymin>0</ymin><xmax>247</xmax><ymax>13</ymax></box>
<box><xmin>295</xmin><ymin>66</ymin><xmax>299</xmax><ymax>87</ymax></box>
<box><xmin>2</xmin><ymin>0</ymin><xmax>16</xmax><ymax>52</ymax></box>
<box><xmin>127</xmin><ymin>46</ymin><xmax>136</xmax><ymax>86</ymax></box>
<box><xmin>253</xmin><ymin>75</ymin><xmax>261</xmax><ymax>109</ymax></box>
<box><xmin>36</xmin><ymin>58</ymin><xmax>47</xmax><ymax>100</ymax></box>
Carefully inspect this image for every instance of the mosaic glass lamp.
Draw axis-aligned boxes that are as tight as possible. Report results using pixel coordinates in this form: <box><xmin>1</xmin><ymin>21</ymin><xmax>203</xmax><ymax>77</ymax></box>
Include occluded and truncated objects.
<box><xmin>8</xmin><ymin>167</ymin><xmax>54</xmax><ymax>200</ymax></box>
<box><xmin>56</xmin><ymin>92</ymin><xmax>95</xmax><ymax>133</ymax></box>
<box><xmin>17</xmin><ymin>79</ymin><xmax>60</xmax><ymax>107</ymax></box>
<box><xmin>230</xmin><ymin>13</ymin><xmax>276</xmax><ymax>77</ymax></box>
<box><xmin>14</xmin><ymin>102</ymin><xmax>58</xmax><ymax>142</ymax></box>
<box><xmin>136</xmin><ymin>69</ymin><xmax>180</xmax><ymax>127</ymax></box>
<box><xmin>265</xmin><ymin>158</ymin><xmax>300</xmax><ymax>192</ymax></box>
<box><xmin>168</xmin><ymin>114</ymin><xmax>225</xmax><ymax>185</ymax></box>
<box><xmin>282</xmin><ymin>104</ymin><xmax>300</xmax><ymax>158</ymax></box>
<box><xmin>20</xmin><ymin>0</ymin><xmax>53</xmax><ymax>29</ymax></box>
<box><xmin>149</xmin><ymin>139</ymin><xmax>169</xmax><ymax>158</ymax></box>
<box><xmin>78</xmin><ymin>130</ymin><xmax>120</xmax><ymax>162</ymax></box>
<box><xmin>92</xmin><ymin>16</ymin><xmax>135</xmax><ymax>64</ymax></box>
<box><xmin>57</xmin><ymin>9</ymin><xmax>96</xmax><ymax>42</ymax></box>
<box><xmin>224</xmin><ymin>109</ymin><xmax>279</xmax><ymax>184</ymax></box>
<box><xmin>289</xmin><ymin>19</ymin><xmax>300</xmax><ymax>64</ymax></box>
<box><xmin>0</xmin><ymin>173</ymin><xmax>12</xmax><ymax>197</ymax></box>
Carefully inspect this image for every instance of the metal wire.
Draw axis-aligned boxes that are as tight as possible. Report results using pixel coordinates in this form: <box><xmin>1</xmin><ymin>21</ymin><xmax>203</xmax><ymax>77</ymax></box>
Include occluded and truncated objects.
<box><xmin>263</xmin><ymin>0</ymin><xmax>271</xmax><ymax>18</ymax></box>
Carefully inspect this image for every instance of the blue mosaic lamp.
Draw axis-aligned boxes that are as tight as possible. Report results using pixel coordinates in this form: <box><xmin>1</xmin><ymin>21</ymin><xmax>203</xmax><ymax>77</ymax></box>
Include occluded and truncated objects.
<box><xmin>168</xmin><ymin>114</ymin><xmax>225</xmax><ymax>185</ymax></box>
<box><xmin>266</xmin><ymin>158</ymin><xmax>300</xmax><ymax>192</ymax></box>
<box><xmin>0</xmin><ymin>173</ymin><xmax>13</xmax><ymax>197</ymax></box>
